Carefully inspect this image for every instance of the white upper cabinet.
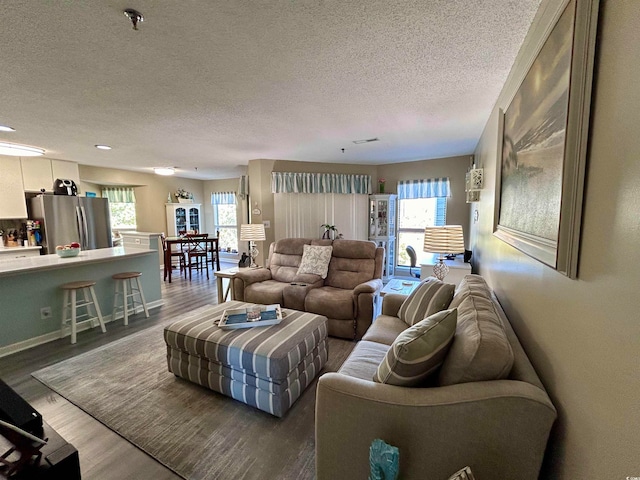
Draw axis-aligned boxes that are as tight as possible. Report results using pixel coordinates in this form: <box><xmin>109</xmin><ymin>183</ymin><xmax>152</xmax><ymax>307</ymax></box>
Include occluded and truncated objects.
<box><xmin>21</xmin><ymin>158</ymin><xmax>80</xmax><ymax>192</ymax></box>
<box><xmin>51</xmin><ymin>160</ymin><xmax>80</xmax><ymax>186</ymax></box>
<box><xmin>0</xmin><ymin>157</ymin><xmax>28</xmax><ymax>218</ymax></box>
<box><xmin>21</xmin><ymin>157</ymin><xmax>53</xmax><ymax>192</ymax></box>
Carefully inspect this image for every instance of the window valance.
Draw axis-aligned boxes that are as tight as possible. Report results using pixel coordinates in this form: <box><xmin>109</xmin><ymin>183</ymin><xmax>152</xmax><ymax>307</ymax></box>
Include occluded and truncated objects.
<box><xmin>271</xmin><ymin>172</ymin><xmax>372</xmax><ymax>194</ymax></box>
<box><xmin>211</xmin><ymin>192</ymin><xmax>237</xmax><ymax>205</ymax></box>
<box><xmin>397</xmin><ymin>178</ymin><xmax>451</xmax><ymax>199</ymax></box>
<box><xmin>102</xmin><ymin>187</ymin><xmax>136</xmax><ymax>203</ymax></box>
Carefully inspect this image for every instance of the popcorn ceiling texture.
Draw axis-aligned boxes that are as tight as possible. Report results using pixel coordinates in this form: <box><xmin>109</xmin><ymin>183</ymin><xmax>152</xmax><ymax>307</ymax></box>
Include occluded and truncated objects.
<box><xmin>0</xmin><ymin>1</ymin><xmax>540</xmax><ymax>179</ymax></box>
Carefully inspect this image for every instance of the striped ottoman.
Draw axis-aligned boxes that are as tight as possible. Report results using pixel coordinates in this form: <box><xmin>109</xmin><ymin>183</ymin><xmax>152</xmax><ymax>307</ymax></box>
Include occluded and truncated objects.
<box><xmin>163</xmin><ymin>302</ymin><xmax>328</xmax><ymax>417</ymax></box>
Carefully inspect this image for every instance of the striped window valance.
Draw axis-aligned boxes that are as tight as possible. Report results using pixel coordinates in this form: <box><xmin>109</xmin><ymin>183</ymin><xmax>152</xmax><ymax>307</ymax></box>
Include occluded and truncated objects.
<box><xmin>271</xmin><ymin>172</ymin><xmax>372</xmax><ymax>194</ymax></box>
<box><xmin>102</xmin><ymin>187</ymin><xmax>136</xmax><ymax>203</ymax></box>
<box><xmin>211</xmin><ymin>191</ymin><xmax>237</xmax><ymax>205</ymax></box>
<box><xmin>397</xmin><ymin>178</ymin><xmax>451</xmax><ymax>199</ymax></box>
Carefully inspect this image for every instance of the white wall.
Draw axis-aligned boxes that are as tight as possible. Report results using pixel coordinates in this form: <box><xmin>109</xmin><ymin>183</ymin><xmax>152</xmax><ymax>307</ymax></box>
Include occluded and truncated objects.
<box><xmin>470</xmin><ymin>1</ymin><xmax>640</xmax><ymax>478</ymax></box>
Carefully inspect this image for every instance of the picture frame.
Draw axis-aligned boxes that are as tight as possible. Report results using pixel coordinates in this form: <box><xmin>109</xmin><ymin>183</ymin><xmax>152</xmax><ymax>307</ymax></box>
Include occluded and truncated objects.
<box><xmin>493</xmin><ymin>0</ymin><xmax>599</xmax><ymax>279</ymax></box>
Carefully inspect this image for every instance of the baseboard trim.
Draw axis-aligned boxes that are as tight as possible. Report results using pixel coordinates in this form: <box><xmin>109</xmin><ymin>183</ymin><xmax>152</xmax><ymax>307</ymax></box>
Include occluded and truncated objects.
<box><xmin>0</xmin><ymin>299</ymin><xmax>165</xmax><ymax>359</ymax></box>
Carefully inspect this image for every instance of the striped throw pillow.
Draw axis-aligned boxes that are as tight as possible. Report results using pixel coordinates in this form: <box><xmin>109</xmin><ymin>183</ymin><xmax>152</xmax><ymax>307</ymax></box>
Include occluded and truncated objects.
<box><xmin>373</xmin><ymin>309</ymin><xmax>457</xmax><ymax>386</ymax></box>
<box><xmin>398</xmin><ymin>277</ymin><xmax>455</xmax><ymax>326</ymax></box>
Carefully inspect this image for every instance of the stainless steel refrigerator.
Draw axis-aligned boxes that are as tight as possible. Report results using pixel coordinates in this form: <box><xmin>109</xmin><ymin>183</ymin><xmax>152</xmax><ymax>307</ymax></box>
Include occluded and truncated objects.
<box><xmin>30</xmin><ymin>195</ymin><xmax>113</xmax><ymax>254</ymax></box>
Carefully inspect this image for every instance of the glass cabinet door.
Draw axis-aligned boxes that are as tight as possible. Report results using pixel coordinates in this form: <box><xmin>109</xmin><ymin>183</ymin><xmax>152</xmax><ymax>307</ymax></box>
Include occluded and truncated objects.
<box><xmin>175</xmin><ymin>207</ymin><xmax>187</xmax><ymax>232</ymax></box>
<box><xmin>189</xmin><ymin>207</ymin><xmax>200</xmax><ymax>232</ymax></box>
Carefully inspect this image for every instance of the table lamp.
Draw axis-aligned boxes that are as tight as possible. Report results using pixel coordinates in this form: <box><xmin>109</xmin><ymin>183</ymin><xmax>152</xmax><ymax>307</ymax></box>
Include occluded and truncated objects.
<box><xmin>240</xmin><ymin>223</ymin><xmax>266</xmax><ymax>268</ymax></box>
<box><xmin>423</xmin><ymin>225</ymin><xmax>465</xmax><ymax>281</ymax></box>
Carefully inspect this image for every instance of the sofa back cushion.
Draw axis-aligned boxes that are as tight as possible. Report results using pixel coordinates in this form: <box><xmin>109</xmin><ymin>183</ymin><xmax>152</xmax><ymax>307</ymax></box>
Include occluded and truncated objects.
<box><xmin>438</xmin><ymin>275</ymin><xmax>514</xmax><ymax>386</ymax></box>
<box><xmin>268</xmin><ymin>238</ymin><xmax>312</xmax><ymax>283</ymax></box>
<box><xmin>398</xmin><ymin>277</ymin><xmax>455</xmax><ymax>326</ymax></box>
<box><xmin>373</xmin><ymin>309</ymin><xmax>457</xmax><ymax>386</ymax></box>
<box><xmin>325</xmin><ymin>239</ymin><xmax>381</xmax><ymax>290</ymax></box>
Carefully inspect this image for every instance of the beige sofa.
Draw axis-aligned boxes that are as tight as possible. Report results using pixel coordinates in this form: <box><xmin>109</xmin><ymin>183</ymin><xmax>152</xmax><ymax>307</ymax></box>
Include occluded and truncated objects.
<box><xmin>316</xmin><ymin>275</ymin><xmax>557</xmax><ymax>479</ymax></box>
<box><xmin>232</xmin><ymin>238</ymin><xmax>384</xmax><ymax>339</ymax></box>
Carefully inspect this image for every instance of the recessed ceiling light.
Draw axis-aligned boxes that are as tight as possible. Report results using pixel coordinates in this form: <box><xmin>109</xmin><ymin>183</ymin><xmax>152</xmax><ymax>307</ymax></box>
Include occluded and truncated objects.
<box><xmin>154</xmin><ymin>167</ymin><xmax>175</xmax><ymax>176</ymax></box>
<box><xmin>0</xmin><ymin>142</ymin><xmax>44</xmax><ymax>157</ymax></box>
<box><xmin>352</xmin><ymin>138</ymin><xmax>379</xmax><ymax>144</ymax></box>
<box><xmin>95</xmin><ymin>144</ymin><xmax>112</xmax><ymax>150</ymax></box>
<box><xmin>0</xmin><ymin>125</ymin><xmax>15</xmax><ymax>132</ymax></box>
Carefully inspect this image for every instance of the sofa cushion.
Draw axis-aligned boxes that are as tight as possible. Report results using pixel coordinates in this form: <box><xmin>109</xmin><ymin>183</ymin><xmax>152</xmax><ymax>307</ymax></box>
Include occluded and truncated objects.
<box><xmin>361</xmin><ymin>315</ymin><xmax>408</xmax><ymax>346</ymax></box>
<box><xmin>268</xmin><ymin>238</ymin><xmax>312</xmax><ymax>283</ymax></box>
<box><xmin>243</xmin><ymin>280</ymin><xmax>288</xmax><ymax>305</ymax></box>
<box><xmin>297</xmin><ymin>244</ymin><xmax>333</xmax><ymax>279</ymax></box>
<box><xmin>373</xmin><ymin>309</ymin><xmax>457</xmax><ymax>387</ymax></box>
<box><xmin>439</xmin><ymin>275</ymin><xmax>514</xmax><ymax>386</ymax></box>
<box><xmin>305</xmin><ymin>286</ymin><xmax>354</xmax><ymax>320</ymax></box>
<box><xmin>325</xmin><ymin>239</ymin><xmax>379</xmax><ymax>290</ymax></box>
<box><xmin>398</xmin><ymin>277</ymin><xmax>455</xmax><ymax>326</ymax></box>
<box><xmin>338</xmin><ymin>340</ymin><xmax>390</xmax><ymax>381</ymax></box>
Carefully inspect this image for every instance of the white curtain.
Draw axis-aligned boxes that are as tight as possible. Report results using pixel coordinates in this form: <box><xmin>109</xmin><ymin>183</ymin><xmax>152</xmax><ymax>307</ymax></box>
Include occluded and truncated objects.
<box><xmin>274</xmin><ymin>193</ymin><xmax>368</xmax><ymax>241</ymax></box>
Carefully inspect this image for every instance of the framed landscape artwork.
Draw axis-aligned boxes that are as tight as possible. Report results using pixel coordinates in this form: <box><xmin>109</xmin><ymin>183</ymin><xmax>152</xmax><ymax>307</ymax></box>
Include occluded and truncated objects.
<box><xmin>494</xmin><ymin>0</ymin><xmax>599</xmax><ymax>278</ymax></box>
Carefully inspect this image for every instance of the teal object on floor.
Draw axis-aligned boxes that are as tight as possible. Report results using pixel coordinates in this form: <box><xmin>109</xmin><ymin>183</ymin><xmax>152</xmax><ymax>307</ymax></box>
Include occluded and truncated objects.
<box><xmin>369</xmin><ymin>438</ymin><xmax>399</xmax><ymax>480</ymax></box>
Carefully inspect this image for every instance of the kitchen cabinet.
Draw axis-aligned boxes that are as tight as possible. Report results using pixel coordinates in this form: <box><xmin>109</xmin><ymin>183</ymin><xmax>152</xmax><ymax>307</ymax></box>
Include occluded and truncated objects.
<box><xmin>166</xmin><ymin>203</ymin><xmax>201</xmax><ymax>236</ymax></box>
<box><xmin>368</xmin><ymin>194</ymin><xmax>397</xmax><ymax>281</ymax></box>
<box><xmin>52</xmin><ymin>159</ymin><xmax>80</xmax><ymax>185</ymax></box>
<box><xmin>21</xmin><ymin>157</ymin><xmax>79</xmax><ymax>192</ymax></box>
<box><xmin>0</xmin><ymin>157</ymin><xmax>28</xmax><ymax>219</ymax></box>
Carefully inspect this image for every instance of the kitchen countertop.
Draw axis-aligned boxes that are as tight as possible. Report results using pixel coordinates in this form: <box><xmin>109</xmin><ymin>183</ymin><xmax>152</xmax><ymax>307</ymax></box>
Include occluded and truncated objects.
<box><xmin>0</xmin><ymin>246</ymin><xmax>42</xmax><ymax>254</ymax></box>
<box><xmin>0</xmin><ymin>246</ymin><xmax>156</xmax><ymax>278</ymax></box>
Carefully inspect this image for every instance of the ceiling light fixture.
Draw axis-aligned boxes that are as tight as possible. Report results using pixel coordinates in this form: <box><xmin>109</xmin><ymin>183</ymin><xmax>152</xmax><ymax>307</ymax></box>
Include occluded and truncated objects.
<box><xmin>352</xmin><ymin>138</ymin><xmax>379</xmax><ymax>144</ymax></box>
<box><xmin>154</xmin><ymin>167</ymin><xmax>175</xmax><ymax>176</ymax></box>
<box><xmin>123</xmin><ymin>8</ymin><xmax>144</xmax><ymax>30</ymax></box>
<box><xmin>95</xmin><ymin>144</ymin><xmax>112</xmax><ymax>150</ymax></box>
<box><xmin>0</xmin><ymin>125</ymin><xmax>16</xmax><ymax>132</ymax></box>
<box><xmin>0</xmin><ymin>142</ymin><xmax>44</xmax><ymax>157</ymax></box>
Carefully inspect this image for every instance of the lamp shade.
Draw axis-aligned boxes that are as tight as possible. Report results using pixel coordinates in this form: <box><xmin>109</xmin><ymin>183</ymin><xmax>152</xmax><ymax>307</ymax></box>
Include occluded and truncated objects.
<box><xmin>423</xmin><ymin>225</ymin><xmax>465</xmax><ymax>254</ymax></box>
<box><xmin>240</xmin><ymin>223</ymin><xmax>266</xmax><ymax>242</ymax></box>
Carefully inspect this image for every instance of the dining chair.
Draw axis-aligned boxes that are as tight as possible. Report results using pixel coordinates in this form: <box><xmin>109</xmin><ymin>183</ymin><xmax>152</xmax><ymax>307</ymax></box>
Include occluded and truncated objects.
<box><xmin>161</xmin><ymin>233</ymin><xmax>186</xmax><ymax>280</ymax></box>
<box><xmin>184</xmin><ymin>233</ymin><xmax>209</xmax><ymax>280</ymax></box>
<box><xmin>207</xmin><ymin>229</ymin><xmax>221</xmax><ymax>272</ymax></box>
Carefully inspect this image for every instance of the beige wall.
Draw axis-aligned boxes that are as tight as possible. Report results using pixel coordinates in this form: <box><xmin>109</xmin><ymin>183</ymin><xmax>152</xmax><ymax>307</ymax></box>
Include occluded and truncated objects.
<box><xmin>378</xmin><ymin>155</ymin><xmax>471</xmax><ymax>247</ymax></box>
<box><xmin>79</xmin><ymin>165</ymin><xmax>208</xmax><ymax>234</ymax></box>
<box><xmin>471</xmin><ymin>1</ymin><xmax>639</xmax><ymax>478</ymax></box>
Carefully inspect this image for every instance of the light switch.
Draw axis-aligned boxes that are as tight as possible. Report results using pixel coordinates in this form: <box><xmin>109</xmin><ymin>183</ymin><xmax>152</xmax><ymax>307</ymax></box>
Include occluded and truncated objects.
<box><xmin>263</xmin><ymin>220</ymin><xmax>271</xmax><ymax>229</ymax></box>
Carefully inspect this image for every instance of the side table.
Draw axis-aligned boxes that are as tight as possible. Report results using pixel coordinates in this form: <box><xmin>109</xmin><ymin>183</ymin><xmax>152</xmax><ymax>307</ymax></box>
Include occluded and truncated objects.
<box><xmin>214</xmin><ymin>266</ymin><xmax>249</xmax><ymax>303</ymax></box>
<box><xmin>377</xmin><ymin>278</ymin><xmax>420</xmax><ymax>315</ymax></box>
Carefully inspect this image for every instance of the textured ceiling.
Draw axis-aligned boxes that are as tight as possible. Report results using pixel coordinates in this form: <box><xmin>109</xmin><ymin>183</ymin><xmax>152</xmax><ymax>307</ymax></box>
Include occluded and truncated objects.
<box><xmin>0</xmin><ymin>1</ymin><xmax>540</xmax><ymax>180</ymax></box>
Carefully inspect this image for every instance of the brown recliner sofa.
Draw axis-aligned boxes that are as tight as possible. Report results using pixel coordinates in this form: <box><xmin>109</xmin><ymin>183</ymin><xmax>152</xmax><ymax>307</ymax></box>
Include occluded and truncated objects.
<box><xmin>232</xmin><ymin>238</ymin><xmax>384</xmax><ymax>339</ymax></box>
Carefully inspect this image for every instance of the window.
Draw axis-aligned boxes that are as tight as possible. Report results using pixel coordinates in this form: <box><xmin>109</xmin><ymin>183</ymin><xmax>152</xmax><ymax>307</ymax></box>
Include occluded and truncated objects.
<box><xmin>211</xmin><ymin>192</ymin><xmax>238</xmax><ymax>254</ymax></box>
<box><xmin>102</xmin><ymin>187</ymin><xmax>136</xmax><ymax>230</ymax></box>
<box><xmin>396</xmin><ymin>178</ymin><xmax>450</xmax><ymax>267</ymax></box>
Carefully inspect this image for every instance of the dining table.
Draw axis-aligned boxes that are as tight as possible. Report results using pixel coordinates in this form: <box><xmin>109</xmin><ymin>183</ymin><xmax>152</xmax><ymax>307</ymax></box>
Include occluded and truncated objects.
<box><xmin>163</xmin><ymin>236</ymin><xmax>220</xmax><ymax>282</ymax></box>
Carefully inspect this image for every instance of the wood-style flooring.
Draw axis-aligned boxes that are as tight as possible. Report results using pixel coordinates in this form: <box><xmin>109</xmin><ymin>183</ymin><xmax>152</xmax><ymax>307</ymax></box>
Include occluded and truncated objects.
<box><xmin>0</xmin><ymin>264</ymin><xmax>239</xmax><ymax>480</ymax></box>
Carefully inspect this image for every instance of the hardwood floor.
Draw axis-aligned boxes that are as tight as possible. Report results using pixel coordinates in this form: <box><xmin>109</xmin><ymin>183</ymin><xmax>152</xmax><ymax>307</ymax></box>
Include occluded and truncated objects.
<box><xmin>0</xmin><ymin>264</ymin><xmax>236</xmax><ymax>480</ymax></box>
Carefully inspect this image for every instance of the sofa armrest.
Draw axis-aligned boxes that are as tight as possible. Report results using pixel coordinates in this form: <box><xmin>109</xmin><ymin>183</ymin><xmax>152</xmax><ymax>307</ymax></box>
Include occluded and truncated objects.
<box><xmin>231</xmin><ymin>268</ymin><xmax>273</xmax><ymax>301</ymax></box>
<box><xmin>316</xmin><ymin>373</ymin><xmax>556</xmax><ymax>480</ymax></box>
<box><xmin>381</xmin><ymin>293</ymin><xmax>406</xmax><ymax>317</ymax></box>
<box><xmin>353</xmin><ymin>278</ymin><xmax>383</xmax><ymax>296</ymax></box>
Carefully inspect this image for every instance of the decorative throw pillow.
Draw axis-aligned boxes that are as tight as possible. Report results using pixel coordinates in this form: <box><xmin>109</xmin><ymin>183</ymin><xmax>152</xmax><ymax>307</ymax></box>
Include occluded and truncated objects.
<box><xmin>398</xmin><ymin>277</ymin><xmax>455</xmax><ymax>326</ymax></box>
<box><xmin>373</xmin><ymin>309</ymin><xmax>457</xmax><ymax>387</ymax></box>
<box><xmin>296</xmin><ymin>244</ymin><xmax>333</xmax><ymax>279</ymax></box>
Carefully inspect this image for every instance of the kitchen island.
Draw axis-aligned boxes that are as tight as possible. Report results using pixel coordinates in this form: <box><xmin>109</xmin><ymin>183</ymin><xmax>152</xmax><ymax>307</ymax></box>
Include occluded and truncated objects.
<box><xmin>0</xmin><ymin>246</ymin><xmax>163</xmax><ymax>357</ymax></box>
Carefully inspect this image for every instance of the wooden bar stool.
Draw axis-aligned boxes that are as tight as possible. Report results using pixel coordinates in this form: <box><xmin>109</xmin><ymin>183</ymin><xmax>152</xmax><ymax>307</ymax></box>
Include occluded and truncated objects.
<box><xmin>111</xmin><ymin>272</ymin><xmax>149</xmax><ymax>325</ymax></box>
<box><xmin>60</xmin><ymin>280</ymin><xmax>106</xmax><ymax>344</ymax></box>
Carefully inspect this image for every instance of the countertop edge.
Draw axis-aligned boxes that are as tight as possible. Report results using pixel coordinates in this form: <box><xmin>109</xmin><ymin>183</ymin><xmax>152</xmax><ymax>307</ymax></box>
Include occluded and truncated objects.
<box><xmin>0</xmin><ymin>247</ymin><xmax>157</xmax><ymax>278</ymax></box>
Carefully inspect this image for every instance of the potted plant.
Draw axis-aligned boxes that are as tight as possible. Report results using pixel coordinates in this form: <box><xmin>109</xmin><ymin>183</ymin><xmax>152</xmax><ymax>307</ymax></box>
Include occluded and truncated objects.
<box><xmin>321</xmin><ymin>224</ymin><xmax>338</xmax><ymax>240</ymax></box>
<box><xmin>175</xmin><ymin>189</ymin><xmax>194</xmax><ymax>203</ymax></box>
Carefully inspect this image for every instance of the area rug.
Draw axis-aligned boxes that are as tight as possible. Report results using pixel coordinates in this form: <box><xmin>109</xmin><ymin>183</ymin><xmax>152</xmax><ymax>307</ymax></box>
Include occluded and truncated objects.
<box><xmin>32</xmin><ymin>307</ymin><xmax>354</xmax><ymax>480</ymax></box>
